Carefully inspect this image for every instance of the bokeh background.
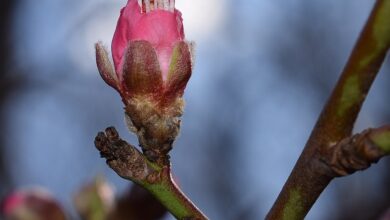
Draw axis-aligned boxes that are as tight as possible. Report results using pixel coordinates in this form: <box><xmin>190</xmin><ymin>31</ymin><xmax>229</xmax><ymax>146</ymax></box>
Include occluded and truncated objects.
<box><xmin>0</xmin><ymin>0</ymin><xmax>389</xmax><ymax>219</ymax></box>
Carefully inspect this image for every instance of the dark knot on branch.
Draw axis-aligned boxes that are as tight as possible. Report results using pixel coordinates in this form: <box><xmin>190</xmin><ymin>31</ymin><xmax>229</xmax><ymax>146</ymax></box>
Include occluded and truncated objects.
<box><xmin>323</xmin><ymin>126</ymin><xmax>390</xmax><ymax>177</ymax></box>
<box><xmin>94</xmin><ymin>127</ymin><xmax>156</xmax><ymax>182</ymax></box>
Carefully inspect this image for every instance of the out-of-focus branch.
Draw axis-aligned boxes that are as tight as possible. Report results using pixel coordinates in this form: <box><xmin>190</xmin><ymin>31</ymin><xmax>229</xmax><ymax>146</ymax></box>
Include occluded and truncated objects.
<box><xmin>94</xmin><ymin>127</ymin><xmax>207</xmax><ymax>220</ymax></box>
<box><xmin>0</xmin><ymin>0</ymin><xmax>20</xmax><ymax>198</ymax></box>
<box><xmin>267</xmin><ymin>0</ymin><xmax>390</xmax><ymax>219</ymax></box>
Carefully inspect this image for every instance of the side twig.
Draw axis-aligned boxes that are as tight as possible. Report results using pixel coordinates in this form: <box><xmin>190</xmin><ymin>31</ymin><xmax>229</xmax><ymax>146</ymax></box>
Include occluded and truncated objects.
<box><xmin>94</xmin><ymin>127</ymin><xmax>207</xmax><ymax>220</ymax></box>
<box><xmin>267</xmin><ymin>0</ymin><xmax>390</xmax><ymax>219</ymax></box>
<box><xmin>323</xmin><ymin>125</ymin><xmax>390</xmax><ymax>177</ymax></box>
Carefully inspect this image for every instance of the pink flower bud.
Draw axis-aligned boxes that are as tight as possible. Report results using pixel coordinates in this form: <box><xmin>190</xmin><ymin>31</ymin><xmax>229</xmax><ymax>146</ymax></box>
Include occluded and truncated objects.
<box><xmin>73</xmin><ymin>177</ymin><xmax>114</xmax><ymax>219</ymax></box>
<box><xmin>3</xmin><ymin>192</ymin><xmax>25</xmax><ymax>215</ymax></box>
<box><xmin>112</xmin><ymin>0</ymin><xmax>184</xmax><ymax>80</ymax></box>
<box><xmin>95</xmin><ymin>0</ymin><xmax>194</xmax><ymax>163</ymax></box>
<box><xmin>96</xmin><ymin>0</ymin><xmax>193</xmax><ymax>105</ymax></box>
<box><xmin>2</xmin><ymin>189</ymin><xmax>66</xmax><ymax>220</ymax></box>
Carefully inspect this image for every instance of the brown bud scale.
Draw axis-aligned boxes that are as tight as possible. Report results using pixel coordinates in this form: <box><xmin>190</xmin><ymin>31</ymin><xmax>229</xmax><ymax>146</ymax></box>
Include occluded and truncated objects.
<box><xmin>125</xmin><ymin>95</ymin><xmax>184</xmax><ymax>165</ymax></box>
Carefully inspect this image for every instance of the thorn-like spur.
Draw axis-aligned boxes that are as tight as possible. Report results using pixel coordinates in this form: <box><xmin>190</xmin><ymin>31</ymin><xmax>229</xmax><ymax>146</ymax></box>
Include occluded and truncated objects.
<box><xmin>94</xmin><ymin>127</ymin><xmax>135</xmax><ymax>161</ymax></box>
<box><xmin>94</xmin><ymin>127</ymin><xmax>152</xmax><ymax>181</ymax></box>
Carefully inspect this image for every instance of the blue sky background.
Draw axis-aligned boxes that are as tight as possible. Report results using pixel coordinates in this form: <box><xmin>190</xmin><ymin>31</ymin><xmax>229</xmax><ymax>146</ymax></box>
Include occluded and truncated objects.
<box><xmin>2</xmin><ymin>0</ymin><xmax>390</xmax><ymax>219</ymax></box>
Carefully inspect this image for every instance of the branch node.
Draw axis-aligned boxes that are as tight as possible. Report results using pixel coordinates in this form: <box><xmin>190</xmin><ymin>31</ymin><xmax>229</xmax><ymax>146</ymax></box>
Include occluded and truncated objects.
<box><xmin>146</xmin><ymin>171</ymin><xmax>162</xmax><ymax>184</ymax></box>
<box><xmin>324</xmin><ymin>128</ymin><xmax>387</xmax><ymax>177</ymax></box>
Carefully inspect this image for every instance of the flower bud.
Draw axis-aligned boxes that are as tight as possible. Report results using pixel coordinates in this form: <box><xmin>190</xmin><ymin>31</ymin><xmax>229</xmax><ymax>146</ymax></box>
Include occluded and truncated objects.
<box><xmin>2</xmin><ymin>189</ymin><xmax>66</xmax><ymax>220</ymax></box>
<box><xmin>73</xmin><ymin>177</ymin><xmax>115</xmax><ymax>219</ymax></box>
<box><xmin>96</xmin><ymin>0</ymin><xmax>194</xmax><ymax>165</ymax></box>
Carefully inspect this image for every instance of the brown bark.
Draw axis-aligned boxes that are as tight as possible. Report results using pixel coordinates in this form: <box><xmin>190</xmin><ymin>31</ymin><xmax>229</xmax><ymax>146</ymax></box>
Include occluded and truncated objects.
<box><xmin>267</xmin><ymin>0</ymin><xmax>390</xmax><ymax>219</ymax></box>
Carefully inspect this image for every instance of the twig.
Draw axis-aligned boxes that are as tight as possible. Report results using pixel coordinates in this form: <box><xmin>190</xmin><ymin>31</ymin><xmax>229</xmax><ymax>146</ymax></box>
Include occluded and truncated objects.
<box><xmin>266</xmin><ymin>0</ymin><xmax>390</xmax><ymax>219</ymax></box>
<box><xmin>323</xmin><ymin>125</ymin><xmax>390</xmax><ymax>176</ymax></box>
<box><xmin>94</xmin><ymin>127</ymin><xmax>207</xmax><ymax>220</ymax></box>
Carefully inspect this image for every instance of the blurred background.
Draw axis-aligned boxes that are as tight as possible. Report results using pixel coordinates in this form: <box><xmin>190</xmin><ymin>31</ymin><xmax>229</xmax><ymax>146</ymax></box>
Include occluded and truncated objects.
<box><xmin>0</xmin><ymin>0</ymin><xmax>389</xmax><ymax>219</ymax></box>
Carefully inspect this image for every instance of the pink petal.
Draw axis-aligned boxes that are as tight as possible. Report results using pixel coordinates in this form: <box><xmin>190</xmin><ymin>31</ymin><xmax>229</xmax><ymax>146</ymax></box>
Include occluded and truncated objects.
<box><xmin>112</xmin><ymin>0</ymin><xmax>185</xmax><ymax>80</ymax></box>
<box><xmin>3</xmin><ymin>192</ymin><xmax>26</xmax><ymax>214</ymax></box>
